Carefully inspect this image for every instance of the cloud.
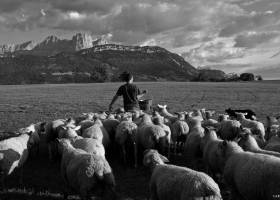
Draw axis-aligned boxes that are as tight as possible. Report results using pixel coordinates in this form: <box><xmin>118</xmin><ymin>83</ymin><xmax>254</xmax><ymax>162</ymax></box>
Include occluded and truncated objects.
<box><xmin>182</xmin><ymin>38</ymin><xmax>246</xmax><ymax>66</ymax></box>
<box><xmin>234</xmin><ymin>31</ymin><xmax>280</xmax><ymax>48</ymax></box>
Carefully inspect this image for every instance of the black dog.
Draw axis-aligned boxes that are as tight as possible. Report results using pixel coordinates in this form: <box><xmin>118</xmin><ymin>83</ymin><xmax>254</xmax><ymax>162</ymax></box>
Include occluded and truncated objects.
<box><xmin>225</xmin><ymin>108</ymin><xmax>256</xmax><ymax>120</ymax></box>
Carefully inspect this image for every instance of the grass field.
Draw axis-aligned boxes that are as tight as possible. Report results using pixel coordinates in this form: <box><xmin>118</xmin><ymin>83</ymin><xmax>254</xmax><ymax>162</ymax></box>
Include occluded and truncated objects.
<box><xmin>0</xmin><ymin>81</ymin><xmax>280</xmax><ymax>200</ymax></box>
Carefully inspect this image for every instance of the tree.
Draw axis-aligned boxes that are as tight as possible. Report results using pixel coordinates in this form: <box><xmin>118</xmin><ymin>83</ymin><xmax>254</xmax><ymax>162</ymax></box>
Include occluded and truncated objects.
<box><xmin>256</xmin><ymin>75</ymin><xmax>263</xmax><ymax>81</ymax></box>
<box><xmin>239</xmin><ymin>73</ymin><xmax>255</xmax><ymax>81</ymax></box>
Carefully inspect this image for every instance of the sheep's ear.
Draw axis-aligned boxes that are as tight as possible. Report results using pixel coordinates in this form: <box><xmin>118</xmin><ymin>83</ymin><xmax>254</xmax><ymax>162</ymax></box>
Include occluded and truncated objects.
<box><xmin>74</xmin><ymin>125</ymin><xmax>81</xmax><ymax>131</ymax></box>
<box><xmin>164</xmin><ymin>105</ymin><xmax>167</xmax><ymax>108</ymax></box>
<box><xmin>204</xmin><ymin>127</ymin><xmax>210</xmax><ymax>134</ymax></box>
<box><xmin>159</xmin><ymin>154</ymin><xmax>169</xmax><ymax>163</ymax></box>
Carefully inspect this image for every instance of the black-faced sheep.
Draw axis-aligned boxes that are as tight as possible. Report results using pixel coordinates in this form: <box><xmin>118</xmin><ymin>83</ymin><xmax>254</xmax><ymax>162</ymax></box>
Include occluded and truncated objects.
<box><xmin>58</xmin><ymin>139</ymin><xmax>117</xmax><ymax>200</ymax></box>
<box><xmin>216</xmin><ymin>141</ymin><xmax>280</xmax><ymax>200</ymax></box>
<box><xmin>143</xmin><ymin>149</ymin><xmax>222</xmax><ymax>200</ymax></box>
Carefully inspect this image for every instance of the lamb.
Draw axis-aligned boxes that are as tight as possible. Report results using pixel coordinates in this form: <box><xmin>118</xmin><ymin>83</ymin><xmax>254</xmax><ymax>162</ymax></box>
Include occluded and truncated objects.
<box><xmin>137</xmin><ymin>114</ymin><xmax>169</xmax><ymax>156</ymax></box>
<box><xmin>58</xmin><ymin>139</ymin><xmax>117</xmax><ymax>200</ymax></box>
<box><xmin>200</xmin><ymin>127</ymin><xmax>223</xmax><ymax>176</ymax></box>
<box><xmin>115</xmin><ymin>119</ymin><xmax>138</xmax><ymax>167</ymax></box>
<box><xmin>216</xmin><ymin>141</ymin><xmax>280</xmax><ymax>200</ymax></box>
<box><xmin>236</xmin><ymin>112</ymin><xmax>266</xmax><ymax>141</ymax></box>
<box><xmin>183</xmin><ymin>119</ymin><xmax>204</xmax><ymax>168</ymax></box>
<box><xmin>264</xmin><ymin>135</ymin><xmax>280</xmax><ymax>153</ymax></box>
<box><xmin>0</xmin><ymin>123</ymin><xmax>40</xmax><ymax>188</ymax></box>
<box><xmin>82</xmin><ymin>119</ymin><xmax>110</xmax><ymax>148</ymax></box>
<box><xmin>238</xmin><ymin>133</ymin><xmax>280</xmax><ymax>158</ymax></box>
<box><xmin>143</xmin><ymin>149</ymin><xmax>222</xmax><ymax>200</ymax></box>
<box><xmin>216</xmin><ymin>115</ymin><xmax>241</xmax><ymax>141</ymax></box>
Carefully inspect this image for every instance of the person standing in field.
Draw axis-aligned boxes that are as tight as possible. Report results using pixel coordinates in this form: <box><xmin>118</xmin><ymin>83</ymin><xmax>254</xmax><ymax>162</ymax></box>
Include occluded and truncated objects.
<box><xmin>109</xmin><ymin>72</ymin><xmax>147</xmax><ymax>112</ymax></box>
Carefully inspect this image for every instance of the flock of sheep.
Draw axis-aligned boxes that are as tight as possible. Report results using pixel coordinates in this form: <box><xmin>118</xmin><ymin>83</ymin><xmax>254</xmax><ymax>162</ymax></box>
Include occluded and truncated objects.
<box><xmin>1</xmin><ymin>104</ymin><xmax>280</xmax><ymax>200</ymax></box>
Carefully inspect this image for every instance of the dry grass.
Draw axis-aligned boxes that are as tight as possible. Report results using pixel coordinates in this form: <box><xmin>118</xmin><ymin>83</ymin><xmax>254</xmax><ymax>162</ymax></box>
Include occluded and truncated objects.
<box><xmin>0</xmin><ymin>81</ymin><xmax>279</xmax><ymax>199</ymax></box>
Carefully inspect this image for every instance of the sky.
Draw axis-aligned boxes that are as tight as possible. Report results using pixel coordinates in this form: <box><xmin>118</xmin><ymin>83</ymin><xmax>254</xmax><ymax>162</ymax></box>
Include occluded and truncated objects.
<box><xmin>0</xmin><ymin>0</ymin><xmax>280</xmax><ymax>79</ymax></box>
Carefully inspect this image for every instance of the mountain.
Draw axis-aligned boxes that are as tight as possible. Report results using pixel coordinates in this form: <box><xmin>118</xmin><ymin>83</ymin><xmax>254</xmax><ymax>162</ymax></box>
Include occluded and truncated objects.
<box><xmin>0</xmin><ymin>33</ymin><xmax>109</xmax><ymax>56</ymax></box>
<box><xmin>0</xmin><ymin>43</ymin><xmax>201</xmax><ymax>84</ymax></box>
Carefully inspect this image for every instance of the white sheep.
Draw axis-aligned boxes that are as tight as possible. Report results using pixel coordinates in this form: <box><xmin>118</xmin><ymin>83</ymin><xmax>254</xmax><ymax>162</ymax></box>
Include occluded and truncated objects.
<box><xmin>216</xmin><ymin>116</ymin><xmax>241</xmax><ymax>141</ymax></box>
<box><xmin>137</xmin><ymin>114</ymin><xmax>169</xmax><ymax>156</ymax></box>
<box><xmin>68</xmin><ymin>137</ymin><xmax>105</xmax><ymax>157</ymax></box>
<box><xmin>0</xmin><ymin>123</ymin><xmax>40</xmax><ymax>188</ymax></box>
<box><xmin>183</xmin><ymin>119</ymin><xmax>204</xmax><ymax>168</ymax></box>
<box><xmin>202</xmin><ymin>111</ymin><xmax>219</xmax><ymax>128</ymax></box>
<box><xmin>238</xmin><ymin>133</ymin><xmax>280</xmax><ymax>158</ymax></box>
<box><xmin>170</xmin><ymin>115</ymin><xmax>189</xmax><ymax>154</ymax></box>
<box><xmin>58</xmin><ymin>139</ymin><xmax>117</xmax><ymax>200</ymax></box>
<box><xmin>216</xmin><ymin>141</ymin><xmax>280</xmax><ymax>200</ymax></box>
<box><xmin>236</xmin><ymin>112</ymin><xmax>266</xmax><ymax>141</ymax></box>
<box><xmin>156</xmin><ymin>104</ymin><xmax>177</xmax><ymax>124</ymax></box>
<box><xmin>45</xmin><ymin>118</ymin><xmax>76</xmax><ymax>161</ymax></box>
<box><xmin>143</xmin><ymin>149</ymin><xmax>222</xmax><ymax>200</ymax></box>
<box><xmin>153</xmin><ymin>115</ymin><xmax>172</xmax><ymax>157</ymax></box>
<box><xmin>115</xmin><ymin>119</ymin><xmax>138</xmax><ymax>167</ymax></box>
<box><xmin>200</xmin><ymin>127</ymin><xmax>223</xmax><ymax>176</ymax></box>
<box><xmin>266</xmin><ymin>116</ymin><xmax>280</xmax><ymax>140</ymax></box>
<box><xmin>82</xmin><ymin>119</ymin><xmax>110</xmax><ymax>148</ymax></box>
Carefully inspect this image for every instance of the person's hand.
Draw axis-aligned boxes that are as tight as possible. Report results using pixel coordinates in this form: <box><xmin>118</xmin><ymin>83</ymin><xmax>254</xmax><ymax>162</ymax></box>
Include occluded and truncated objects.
<box><xmin>109</xmin><ymin>104</ymin><xmax>113</xmax><ymax>112</ymax></box>
<box><xmin>142</xmin><ymin>90</ymin><xmax>147</xmax><ymax>94</ymax></box>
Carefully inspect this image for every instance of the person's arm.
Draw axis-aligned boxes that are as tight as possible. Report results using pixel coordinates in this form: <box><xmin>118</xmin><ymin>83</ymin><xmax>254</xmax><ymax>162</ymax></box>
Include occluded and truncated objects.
<box><xmin>109</xmin><ymin>94</ymin><xmax>119</xmax><ymax>111</ymax></box>
<box><xmin>137</xmin><ymin>89</ymin><xmax>147</xmax><ymax>99</ymax></box>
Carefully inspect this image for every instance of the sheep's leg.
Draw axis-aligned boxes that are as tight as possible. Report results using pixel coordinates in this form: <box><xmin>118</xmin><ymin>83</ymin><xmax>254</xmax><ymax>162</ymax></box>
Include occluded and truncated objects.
<box><xmin>174</xmin><ymin>142</ymin><xmax>177</xmax><ymax>155</ymax></box>
<box><xmin>167</xmin><ymin>142</ymin><xmax>171</xmax><ymax>159</ymax></box>
<box><xmin>48</xmin><ymin>144</ymin><xmax>53</xmax><ymax>161</ymax></box>
<box><xmin>121</xmin><ymin>145</ymin><xmax>127</xmax><ymax>167</ymax></box>
<box><xmin>0</xmin><ymin>174</ymin><xmax>6</xmax><ymax>191</ymax></box>
<box><xmin>19</xmin><ymin>167</ymin><xmax>24</xmax><ymax>186</ymax></box>
<box><xmin>133</xmin><ymin>142</ymin><xmax>138</xmax><ymax>168</ymax></box>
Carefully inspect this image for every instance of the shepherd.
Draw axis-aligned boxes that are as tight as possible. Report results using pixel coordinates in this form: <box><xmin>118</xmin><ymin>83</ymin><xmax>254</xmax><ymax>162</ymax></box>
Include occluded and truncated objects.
<box><xmin>109</xmin><ymin>72</ymin><xmax>147</xmax><ymax>112</ymax></box>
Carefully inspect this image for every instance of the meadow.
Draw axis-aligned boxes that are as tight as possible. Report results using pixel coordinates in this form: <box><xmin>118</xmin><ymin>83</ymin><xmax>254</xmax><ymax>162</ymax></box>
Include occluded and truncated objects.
<box><xmin>0</xmin><ymin>81</ymin><xmax>279</xmax><ymax>200</ymax></box>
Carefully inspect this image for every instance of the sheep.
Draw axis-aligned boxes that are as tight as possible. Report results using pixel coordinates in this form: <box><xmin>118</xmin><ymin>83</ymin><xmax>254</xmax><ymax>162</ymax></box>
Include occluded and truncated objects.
<box><xmin>45</xmin><ymin>118</ymin><xmax>76</xmax><ymax>161</ymax></box>
<box><xmin>266</xmin><ymin>116</ymin><xmax>280</xmax><ymax>140</ymax></box>
<box><xmin>183</xmin><ymin>119</ymin><xmax>204</xmax><ymax>168</ymax></box>
<box><xmin>238</xmin><ymin>133</ymin><xmax>280</xmax><ymax>158</ymax></box>
<box><xmin>68</xmin><ymin>137</ymin><xmax>105</xmax><ymax>158</ymax></box>
<box><xmin>236</xmin><ymin>112</ymin><xmax>266</xmax><ymax>142</ymax></box>
<box><xmin>156</xmin><ymin>104</ymin><xmax>177</xmax><ymax>124</ymax></box>
<box><xmin>202</xmin><ymin>111</ymin><xmax>219</xmax><ymax>129</ymax></box>
<box><xmin>136</xmin><ymin>114</ymin><xmax>169</xmax><ymax>158</ymax></box>
<box><xmin>225</xmin><ymin>108</ymin><xmax>256</xmax><ymax>120</ymax></box>
<box><xmin>264</xmin><ymin>135</ymin><xmax>280</xmax><ymax>153</ymax></box>
<box><xmin>58</xmin><ymin>139</ymin><xmax>117</xmax><ymax>200</ymax></box>
<box><xmin>102</xmin><ymin>118</ymin><xmax>120</xmax><ymax>143</ymax></box>
<box><xmin>216</xmin><ymin>116</ymin><xmax>241</xmax><ymax>141</ymax></box>
<box><xmin>200</xmin><ymin>127</ymin><xmax>223</xmax><ymax>176</ymax></box>
<box><xmin>170</xmin><ymin>115</ymin><xmax>189</xmax><ymax>154</ymax></box>
<box><xmin>0</xmin><ymin>123</ymin><xmax>40</xmax><ymax>189</ymax></box>
<box><xmin>82</xmin><ymin>119</ymin><xmax>110</xmax><ymax>148</ymax></box>
<box><xmin>216</xmin><ymin>140</ymin><xmax>280</xmax><ymax>200</ymax></box>
<box><xmin>153</xmin><ymin>115</ymin><xmax>172</xmax><ymax>157</ymax></box>
<box><xmin>143</xmin><ymin>149</ymin><xmax>222</xmax><ymax>200</ymax></box>
<box><xmin>115</xmin><ymin>119</ymin><xmax>138</xmax><ymax>167</ymax></box>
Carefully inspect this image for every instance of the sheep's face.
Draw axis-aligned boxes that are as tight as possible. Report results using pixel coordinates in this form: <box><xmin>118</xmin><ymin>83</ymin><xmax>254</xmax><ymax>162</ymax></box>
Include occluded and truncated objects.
<box><xmin>143</xmin><ymin>149</ymin><xmax>169</xmax><ymax>167</ymax></box>
<box><xmin>236</xmin><ymin>113</ymin><xmax>246</xmax><ymax>120</ymax></box>
<box><xmin>58</xmin><ymin>126</ymin><xmax>80</xmax><ymax>139</ymax></box>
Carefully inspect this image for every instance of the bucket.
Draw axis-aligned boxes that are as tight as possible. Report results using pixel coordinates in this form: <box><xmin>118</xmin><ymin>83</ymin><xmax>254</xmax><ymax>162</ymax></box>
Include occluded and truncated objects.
<box><xmin>139</xmin><ymin>99</ymin><xmax>152</xmax><ymax>112</ymax></box>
